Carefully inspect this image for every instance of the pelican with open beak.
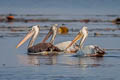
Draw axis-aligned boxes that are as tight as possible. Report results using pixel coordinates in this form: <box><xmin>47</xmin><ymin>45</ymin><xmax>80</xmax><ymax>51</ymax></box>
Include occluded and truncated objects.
<box><xmin>16</xmin><ymin>24</ymin><xmax>61</xmax><ymax>53</ymax></box>
<box><xmin>55</xmin><ymin>26</ymin><xmax>105</xmax><ymax>57</ymax></box>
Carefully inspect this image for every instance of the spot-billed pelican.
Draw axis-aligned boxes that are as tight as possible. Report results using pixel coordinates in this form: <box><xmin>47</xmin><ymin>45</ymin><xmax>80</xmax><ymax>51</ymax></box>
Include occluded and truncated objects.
<box><xmin>55</xmin><ymin>26</ymin><xmax>105</xmax><ymax>57</ymax></box>
<box><xmin>16</xmin><ymin>24</ymin><xmax>61</xmax><ymax>53</ymax></box>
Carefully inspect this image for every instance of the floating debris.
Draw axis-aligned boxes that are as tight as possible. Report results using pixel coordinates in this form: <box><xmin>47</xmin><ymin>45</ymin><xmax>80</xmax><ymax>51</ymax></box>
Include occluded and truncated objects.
<box><xmin>94</xmin><ymin>32</ymin><xmax>102</xmax><ymax>37</ymax></box>
<box><xmin>89</xmin><ymin>28</ymin><xmax>120</xmax><ymax>32</ymax></box>
<box><xmin>0</xmin><ymin>26</ymin><xmax>120</xmax><ymax>33</ymax></box>
<box><xmin>112</xmin><ymin>18</ymin><xmax>120</xmax><ymax>25</ymax></box>
<box><xmin>0</xmin><ymin>14</ymin><xmax>120</xmax><ymax>24</ymax></box>
<box><xmin>93</xmin><ymin>33</ymin><xmax>120</xmax><ymax>37</ymax></box>
<box><xmin>58</xmin><ymin>24</ymin><xmax>69</xmax><ymax>34</ymax></box>
<box><xmin>6</xmin><ymin>16</ymin><xmax>14</xmax><ymax>22</ymax></box>
<box><xmin>0</xmin><ymin>26</ymin><xmax>50</xmax><ymax>32</ymax></box>
<box><xmin>80</xmin><ymin>19</ymin><xmax>90</xmax><ymax>23</ymax></box>
<box><xmin>104</xmin><ymin>48</ymin><xmax>120</xmax><ymax>51</ymax></box>
<box><xmin>0</xmin><ymin>16</ymin><xmax>113</xmax><ymax>23</ymax></box>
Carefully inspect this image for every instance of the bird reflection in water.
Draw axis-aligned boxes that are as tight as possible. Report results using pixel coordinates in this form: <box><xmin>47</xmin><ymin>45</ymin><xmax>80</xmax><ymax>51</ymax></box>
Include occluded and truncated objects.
<box><xmin>17</xmin><ymin>54</ymin><xmax>57</xmax><ymax>66</ymax></box>
<box><xmin>78</xmin><ymin>57</ymin><xmax>104</xmax><ymax>68</ymax></box>
<box><xmin>17</xmin><ymin>53</ymin><xmax>104</xmax><ymax>68</ymax></box>
<box><xmin>28</xmin><ymin>55</ymin><xmax>57</xmax><ymax>65</ymax></box>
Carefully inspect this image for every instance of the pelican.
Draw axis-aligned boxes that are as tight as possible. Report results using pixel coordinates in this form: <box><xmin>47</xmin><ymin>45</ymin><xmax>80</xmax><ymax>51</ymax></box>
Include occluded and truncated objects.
<box><xmin>16</xmin><ymin>24</ymin><xmax>61</xmax><ymax>53</ymax></box>
<box><xmin>55</xmin><ymin>26</ymin><xmax>105</xmax><ymax>57</ymax></box>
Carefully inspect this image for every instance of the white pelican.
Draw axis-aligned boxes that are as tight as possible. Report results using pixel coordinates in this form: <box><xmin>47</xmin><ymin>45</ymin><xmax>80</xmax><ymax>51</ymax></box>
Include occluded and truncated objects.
<box><xmin>16</xmin><ymin>24</ymin><xmax>61</xmax><ymax>53</ymax></box>
<box><xmin>55</xmin><ymin>26</ymin><xmax>105</xmax><ymax>57</ymax></box>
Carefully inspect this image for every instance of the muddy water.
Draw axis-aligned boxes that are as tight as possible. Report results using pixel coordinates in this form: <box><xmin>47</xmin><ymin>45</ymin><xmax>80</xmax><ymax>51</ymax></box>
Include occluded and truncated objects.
<box><xmin>0</xmin><ymin>15</ymin><xmax>120</xmax><ymax>80</ymax></box>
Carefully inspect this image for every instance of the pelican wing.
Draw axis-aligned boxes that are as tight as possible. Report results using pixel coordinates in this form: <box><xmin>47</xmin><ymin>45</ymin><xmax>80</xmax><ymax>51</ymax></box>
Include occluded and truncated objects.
<box><xmin>55</xmin><ymin>41</ymin><xmax>72</xmax><ymax>50</ymax></box>
<box><xmin>55</xmin><ymin>41</ymin><xmax>79</xmax><ymax>53</ymax></box>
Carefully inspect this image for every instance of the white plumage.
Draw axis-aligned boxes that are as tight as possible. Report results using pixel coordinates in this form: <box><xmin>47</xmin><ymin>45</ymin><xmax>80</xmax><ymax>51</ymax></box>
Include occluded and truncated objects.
<box><xmin>55</xmin><ymin>26</ymin><xmax>105</xmax><ymax>57</ymax></box>
<box><xmin>55</xmin><ymin>41</ymin><xmax>79</xmax><ymax>53</ymax></box>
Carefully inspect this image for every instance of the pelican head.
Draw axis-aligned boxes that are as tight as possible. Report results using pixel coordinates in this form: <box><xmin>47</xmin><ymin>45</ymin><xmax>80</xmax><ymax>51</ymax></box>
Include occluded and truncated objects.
<box><xmin>16</xmin><ymin>25</ymin><xmax>40</xmax><ymax>48</ymax></box>
<box><xmin>66</xmin><ymin>26</ymin><xmax>88</xmax><ymax>50</ymax></box>
<box><xmin>16</xmin><ymin>24</ymin><xmax>59</xmax><ymax>49</ymax></box>
<box><xmin>42</xmin><ymin>24</ymin><xmax>58</xmax><ymax>44</ymax></box>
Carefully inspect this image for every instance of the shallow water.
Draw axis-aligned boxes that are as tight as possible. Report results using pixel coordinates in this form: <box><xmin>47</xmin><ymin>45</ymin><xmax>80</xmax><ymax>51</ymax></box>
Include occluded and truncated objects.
<box><xmin>0</xmin><ymin>30</ymin><xmax>120</xmax><ymax>80</ymax></box>
<box><xmin>0</xmin><ymin>0</ymin><xmax>120</xmax><ymax>79</ymax></box>
<box><xmin>0</xmin><ymin>3</ymin><xmax>120</xmax><ymax>79</ymax></box>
